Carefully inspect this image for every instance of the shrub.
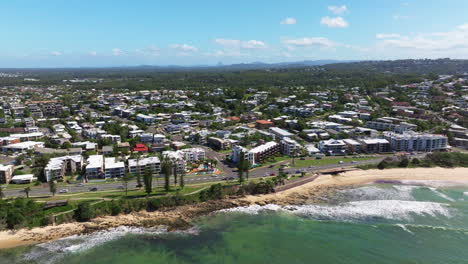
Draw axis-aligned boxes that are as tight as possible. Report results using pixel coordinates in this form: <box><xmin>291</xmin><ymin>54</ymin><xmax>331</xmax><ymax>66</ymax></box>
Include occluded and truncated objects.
<box><xmin>74</xmin><ymin>202</ymin><xmax>95</xmax><ymax>222</ymax></box>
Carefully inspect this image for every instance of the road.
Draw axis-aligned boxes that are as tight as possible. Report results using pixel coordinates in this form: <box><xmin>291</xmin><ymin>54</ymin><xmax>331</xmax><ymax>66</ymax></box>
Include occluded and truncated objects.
<box><xmin>3</xmin><ymin>157</ymin><xmax>383</xmax><ymax>198</ymax></box>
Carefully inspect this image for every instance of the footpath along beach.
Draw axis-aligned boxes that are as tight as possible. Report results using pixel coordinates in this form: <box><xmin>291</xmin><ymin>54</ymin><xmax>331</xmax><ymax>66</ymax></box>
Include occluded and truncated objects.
<box><xmin>1</xmin><ymin>167</ymin><xmax>467</xmax><ymax>249</ymax></box>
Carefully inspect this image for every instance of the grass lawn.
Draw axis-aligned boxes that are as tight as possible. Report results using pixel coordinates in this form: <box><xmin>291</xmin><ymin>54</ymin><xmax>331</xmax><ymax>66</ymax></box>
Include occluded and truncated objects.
<box><xmin>275</xmin><ymin>156</ymin><xmax>379</xmax><ymax>169</ymax></box>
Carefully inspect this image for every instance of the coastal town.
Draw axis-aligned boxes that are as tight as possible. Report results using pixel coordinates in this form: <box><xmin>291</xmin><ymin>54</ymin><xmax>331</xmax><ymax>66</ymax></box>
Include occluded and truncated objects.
<box><xmin>0</xmin><ymin>67</ymin><xmax>467</xmax><ymax>203</ymax></box>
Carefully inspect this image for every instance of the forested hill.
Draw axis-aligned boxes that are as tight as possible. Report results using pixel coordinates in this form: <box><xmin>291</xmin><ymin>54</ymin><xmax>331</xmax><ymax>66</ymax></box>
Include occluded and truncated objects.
<box><xmin>323</xmin><ymin>59</ymin><xmax>468</xmax><ymax>75</ymax></box>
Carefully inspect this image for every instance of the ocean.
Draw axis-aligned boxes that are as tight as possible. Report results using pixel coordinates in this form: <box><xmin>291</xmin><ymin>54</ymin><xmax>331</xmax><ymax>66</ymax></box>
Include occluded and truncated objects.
<box><xmin>2</xmin><ymin>183</ymin><xmax>468</xmax><ymax>264</ymax></box>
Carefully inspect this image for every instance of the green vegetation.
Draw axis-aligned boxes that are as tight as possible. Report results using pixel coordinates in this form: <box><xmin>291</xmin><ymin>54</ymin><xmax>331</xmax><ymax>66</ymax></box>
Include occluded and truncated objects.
<box><xmin>366</xmin><ymin>152</ymin><xmax>468</xmax><ymax>170</ymax></box>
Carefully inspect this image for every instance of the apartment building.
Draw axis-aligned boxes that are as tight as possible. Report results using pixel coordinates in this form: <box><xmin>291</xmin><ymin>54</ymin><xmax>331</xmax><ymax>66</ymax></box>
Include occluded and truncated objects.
<box><xmin>280</xmin><ymin>137</ymin><xmax>301</xmax><ymax>156</ymax></box>
<box><xmin>383</xmin><ymin>132</ymin><xmax>448</xmax><ymax>152</ymax></box>
<box><xmin>232</xmin><ymin>141</ymin><xmax>280</xmax><ymax>165</ymax></box>
<box><xmin>358</xmin><ymin>138</ymin><xmax>390</xmax><ymax>153</ymax></box>
<box><xmin>207</xmin><ymin>137</ymin><xmax>229</xmax><ymax>150</ymax></box>
<box><xmin>44</xmin><ymin>155</ymin><xmax>83</xmax><ymax>182</ymax></box>
<box><xmin>365</xmin><ymin>117</ymin><xmax>417</xmax><ymax>133</ymax></box>
<box><xmin>269</xmin><ymin>127</ymin><xmax>293</xmax><ymax>140</ymax></box>
<box><xmin>104</xmin><ymin>157</ymin><xmax>125</xmax><ymax>178</ymax></box>
<box><xmin>0</xmin><ymin>164</ymin><xmax>14</xmax><ymax>184</ymax></box>
<box><xmin>85</xmin><ymin>155</ymin><xmax>104</xmax><ymax>179</ymax></box>
<box><xmin>180</xmin><ymin>148</ymin><xmax>206</xmax><ymax>162</ymax></box>
<box><xmin>318</xmin><ymin>139</ymin><xmax>347</xmax><ymax>156</ymax></box>
<box><xmin>128</xmin><ymin>157</ymin><xmax>161</xmax><ymax>176</ymax></box>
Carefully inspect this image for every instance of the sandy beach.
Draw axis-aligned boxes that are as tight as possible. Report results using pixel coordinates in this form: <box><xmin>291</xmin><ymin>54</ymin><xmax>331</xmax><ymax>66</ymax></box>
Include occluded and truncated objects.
<box><xmin>1</xmin><ymin>167</ymin><xmax>468</xmax><ymax>249</ymax></box>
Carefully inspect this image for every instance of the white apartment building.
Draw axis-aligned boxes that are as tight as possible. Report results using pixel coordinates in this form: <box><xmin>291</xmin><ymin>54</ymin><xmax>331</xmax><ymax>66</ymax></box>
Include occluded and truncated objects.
<box><xmin>104</xmin><ymin>157</ymin><xmax>125</xmax><ymax>178</ymax></box>
<box><xmin>269</xmin><ymin>127</ymin><xmax>293</xmax><ymax>140</ymax></box>
<box><xmin>280</xmin><ymin>137</ymin><xmax>301</xmax><ymax>156</ymax></box>
<box><xmin>383</xmin><ymin>131</ymin><xmax>448</xmax><ymax>152</ymax></box>
<box><xmin>44</xmin><ymin>155</ymin><xmax>83</xmax><ymax>182</ymax></box>
<box><xmin>180</xmin><ymin>148</ymin><xmax>206</xmax><ymax>162</ymax></box>
<box><xmin>128</xmin><ymin>156</ymin><xmax>161</xmax><ymax>176</ymax></box>
<box><xmin>232</xmin><ymin>141</ymin><xmax>280</xmax><ymax>165</ymax></box>
<box><xmin>85</xmin><ymin>155</ymin><xmax>104</xmax><ymax>179</ymax></box>
<box><xmin>318</xmin><ymin>139</ymin><xmax>347</xmax><ymax>156</ymax></box>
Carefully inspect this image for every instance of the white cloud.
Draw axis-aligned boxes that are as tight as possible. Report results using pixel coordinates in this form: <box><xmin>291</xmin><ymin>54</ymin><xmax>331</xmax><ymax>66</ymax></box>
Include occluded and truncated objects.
<box><xmin>320</xmin><ymin>16</ymin><xmax>349</xmax><ymax>28</ymax></box>
<box><xmin>376</xmin><ymin>33</ymin><xmax>401</xmax><ymax>39</ymax></box>
<box><xmin>112</xmin><ymin>48</ymin><xmax>124</xmax><ymax>56</ymax></box>
<box><xmin>328</xmin><ymin>5</ymin><xmax>347</xmax><ymax>15</ymax></box>
<box><xmin>374</xmin><ymin>24</ymin><xmax>468</xmax><ymax>56</ymax></box>
<box><xmin>171</xmin><ymin>44</ymin><xmax>198</xmax><ymax>52</ymax></box>
<box><xmin>393</xmin><ymin>14</ymin><xmax>410</xmax><ymax>20</ymax></box>
<box><xmin>50</xmin><ymin>51</ymin><xmax>62</xmax><ymax>56</ymax></box>
<box><xmin>282</xmin><ymin>37</ymin><xmax>337</xmax><ymax>48</ymax></box>
<box><xmin>214</xmin><ymin>39</ymin><xmax>267</xmax><ymax>49</ymax></box>
<box><xmin>135</xmin><ymin>45</ymin><xmax>159</xmax><ymax>56</ymax></box>
<box><xmin>89</xmin><ymin>51</ymin><xmax>97</xmax><ymax>56</ymax></box>
<box><xmin>280</xmin><ymin>17</ymin><xmax>297</xmax><ymax>25</ymax></box>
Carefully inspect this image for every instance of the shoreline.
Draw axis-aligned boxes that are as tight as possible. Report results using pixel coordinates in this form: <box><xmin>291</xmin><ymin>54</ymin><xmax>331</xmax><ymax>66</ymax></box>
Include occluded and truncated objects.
<box><xmin>1</xmin><ymin>167</ymin><xmax>468</xmax><ymax>249</ymax></box>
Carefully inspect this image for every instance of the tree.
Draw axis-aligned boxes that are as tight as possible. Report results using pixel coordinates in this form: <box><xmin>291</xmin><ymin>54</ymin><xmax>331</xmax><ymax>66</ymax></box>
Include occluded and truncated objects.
<box><xmin>180</xmin><ymin>170</ymin><xmax>185</xmax><ymax>189</ymax></box>
<box><xmin>23</xmin><ymin>187</ymin><xmax>31</xmax><ymax>198</ymax></box>
<box><xmin>143</xmin><ymin>167</ymin><xmax>153</xmax><ymax>195</ymax></box>
<box><xmin>399</xmin><ymin>157</ymin><xmax>409</xmax><ymax>167</ymax></box>
<box><xmin>122</xmin><ymin>173</ymin><xmax>134</xmax><ymax>196</ymax></box>
<box><xmin>75</xmin><ymin>202</ymin><xmax>95</xmax><ymax>222</ymax></box>
<box><xmin>49</xmin><ymin>181</ymin><xmax>57</xmax><ymax>196</ymax></box>
<box><xmin>161</xmin><ymin>157</ymin><xmax>172</xmax><ymax>192</ymax></box>
<box><xmin>0</xmin><ymin>185</ymin><xmax>4</xmax><ymax>200</ymax></box>
<box><xmin>377</xmin><ymin>160</ymin><xmax>388</xmax><ymax>170</ymax></box>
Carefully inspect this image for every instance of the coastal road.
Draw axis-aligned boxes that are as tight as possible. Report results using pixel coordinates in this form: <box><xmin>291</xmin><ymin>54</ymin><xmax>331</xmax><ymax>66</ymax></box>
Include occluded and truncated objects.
<box><xmin>3</xmin><ymin>158</ymin><xmax>384</xmax><ymax>198</ymax></box>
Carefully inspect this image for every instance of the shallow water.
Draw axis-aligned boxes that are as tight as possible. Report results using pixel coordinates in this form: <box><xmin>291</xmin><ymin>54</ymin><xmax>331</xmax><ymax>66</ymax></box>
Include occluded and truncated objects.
<box><xmin>2</xmin><ymin>183</ymin><xmax>468</xmax><ymax>264</ymax></box>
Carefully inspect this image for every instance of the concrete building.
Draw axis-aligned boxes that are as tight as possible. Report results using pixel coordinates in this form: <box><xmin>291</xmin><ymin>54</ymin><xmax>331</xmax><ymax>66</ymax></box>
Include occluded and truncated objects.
<box><xmin>343</xmin><ymin>139</ymin><xmax>361</xmax><ymax>153</ymax></box>
<box><xmin>358</xmin><ymin>138</ymin><xmax>391</xmax><ymax>153</ymax></box>
<box><xmin>128</xmin><ymin>157</ymin><xmax>161</xmax><ymax>176</ymax></box>
<box><xmin>2</xmin><ymin>141</ymin><xmax>44</xmax><ymax>153</ymax></box>
<box><xmin>0</xmin><ymin>164</ymin><xmax>14</xmax><ymax>184</ymax></box>
<box><xmin>269</xmin><ymin>127</ymin><xmax>294</xmax><ymax>140</ymax></box>
<box><xmin>318</xmin><ymin>139</ymin><xmax>347</xmax><ymax>156</ymax></box>
<box><xmin>383</xmin><ymin>132</ymin><xmax>448</xmax><ymax>152</ymax></box>
<box><xmin>44</xmin><ymin>155</ymin><xmax>83</xmax><ymax>182</ymax></box>
<box><xmin>207</xmin><ymin>137</ymin><xmax>229</xmax><ymax>150</ymax></box>
<box><xmin>104</xmin><ymin>158</ymin><xmax>125</xmax><ymax>178</ymax></box>
<box><xmin>280</xmin><ymin>137</ymin><xmax>301</xmax><ymax>156</ymax></box>
<box><xmin>232</xmin><ymin>141</ymin><xmax>280</xmax><ymax>165</ymax></box>
<box><xmin>85</xmin><ymin>155</ymin><xmax>104</xmax><ymax>179</ymax></box>
<box><xmin>180</xmin><ymin>148</ymin><xmax>206</xmax><ymax>162</ymax></box>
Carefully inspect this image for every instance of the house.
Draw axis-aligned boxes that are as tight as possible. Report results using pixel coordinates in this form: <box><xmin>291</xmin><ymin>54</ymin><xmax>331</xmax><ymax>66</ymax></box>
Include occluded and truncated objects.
<box><xmin>256</xmin><ymin>120</ymin><xmax>274</xmax><ymax>129</ymax></box>
<box><xmin>2</xmin><ymin>141</ymin><xmax>44</xmax><ymax>153</ymax></box>
<box><xmin>133</xmin><ymin>143</ymin><xmax>149</xmax><ymax>152</ymax></box>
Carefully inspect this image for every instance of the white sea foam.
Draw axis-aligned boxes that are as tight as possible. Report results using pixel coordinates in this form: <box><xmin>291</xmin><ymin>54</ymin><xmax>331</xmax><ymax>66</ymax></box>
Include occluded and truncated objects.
<box><xmin>220</xmin><ymin>200</ymin><xmax>451</xmax><ymax>222</ymax></box>
<box><xmin>395</xmin><ymin>224</ymin><xmax>414</xmax><ymax>234</ymax></box>
<box><xmin>429</xmin><ymin>187</ymin><xmax>455</xmax><ymax>202</ymax></box>
<box><xmin>22</xmin><ymin>226</ymin><xmax>199</xmax><ymax>264</ymax></box>
<box><xmin>463</xmin><ymin>192</ymin><xmax>468</xmax><ymax>196</ymax></box>
<box><xmin>340</xmin><ymin>185</ymin><xmax>417</xmax><ymax>201</ymax></box>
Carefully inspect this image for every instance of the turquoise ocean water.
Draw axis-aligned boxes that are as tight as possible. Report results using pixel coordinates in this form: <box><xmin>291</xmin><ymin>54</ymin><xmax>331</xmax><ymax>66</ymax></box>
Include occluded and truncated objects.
<box><xmin>2</xmin><ymin>183</ymin><xmax>468</xmax><ymax>264</ymax></box>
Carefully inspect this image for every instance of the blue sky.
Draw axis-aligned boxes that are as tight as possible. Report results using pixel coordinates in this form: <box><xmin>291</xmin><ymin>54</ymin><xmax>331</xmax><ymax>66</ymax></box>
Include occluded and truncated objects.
<box><xmin>2</xmin><ymin>0</ymin><xmax>468</xmax><ymax>67</ymax></box>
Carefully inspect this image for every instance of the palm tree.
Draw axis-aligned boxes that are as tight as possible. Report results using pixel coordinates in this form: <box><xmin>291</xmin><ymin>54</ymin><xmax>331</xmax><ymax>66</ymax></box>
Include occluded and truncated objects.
<box><xmin>161</xmin><ymin>156</ymin><xmax>172</xmax><ymax>192</ymax></box>
<box><xmin>143</xmin><ymin>167</ymin><xmax>153</xmax><ymax>195</ymax></box>
<box><xmin>0</xmin><ymin>185</ymin><xmax>4</xmax><ymax>200</ymax></box>
<box><xmin>23</xmin><ymin>187</ymin><xmax>31</xmax><ymax>198</ymax></box>
<box><xmin>180</xmin><ymin>170</ymin><xmax>185</xmax><ymax>189</ymax></box>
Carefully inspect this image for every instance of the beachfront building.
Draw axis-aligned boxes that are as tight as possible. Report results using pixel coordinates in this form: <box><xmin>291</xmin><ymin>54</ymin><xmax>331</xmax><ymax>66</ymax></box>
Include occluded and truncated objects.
<box><xmin>280</xmin><ymin>137</ymin><xmax>301</xmax><ymax>156</ymax></box>
<box><xmin>358</xmin><ymin>138</ymin><xmax>391</xmax><ymax>153</ymax></box>
<box><xmin>44</xmin><ymin>155</ymin><xmax>83</xmax><ymax>182</ymax></box>
<box><xmin>161</xmin><ymin>151</ymin><xmax>186</xmax><ymax>174</ymax></box>
<box><xmin>232</xmin><ymin>141</ymin><xmax>280</xmax><ymax>165</ymax></box>
<box><xmin>343</xmin><ymin>139</ymin><xmax>362</xmax><ymax>154</ymax></box>
<box><xmin>318</xmin><ymin>139</ymin><xmax>347</xmax><ymax>156</ymax></box>
<box><xmin>104</xmin><ymin>157</ymin><xmax>125</xmax><ymax>178</ymax></box>
<box><xmin>383</xmin><ymin>132</ymin><xmax>449</xmax><ymax>152</ymax></box>
<box><xmin>0</xmin><ymin>164</ymin><xmax>14</xmax><ymax>184</ymax></box>
<box><xmin>85</xmin><ymin>155</ymin><xmax>104</xmax><ymax>179</ymax></box>
<box><xmin>179</xmin><ymin>148</ymin><xmax>206</xmax><ymax>162</ymax></box>
<box><xmin>128</xmin><ymin>157</ymin><xmax>161</xmax><ymax>176</ymax></box>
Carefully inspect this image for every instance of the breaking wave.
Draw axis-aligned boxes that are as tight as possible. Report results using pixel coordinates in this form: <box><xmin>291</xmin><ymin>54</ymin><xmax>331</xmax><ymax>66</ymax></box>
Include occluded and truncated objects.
<box><xmin>220</xmin><ymin>200</ymin><xmax>451</xmax><ymax>222</ymax></box>
<box><xmin>21</xmin><ymin>226</ymin><xmax>199</xmax><ymax>264</ymax></box>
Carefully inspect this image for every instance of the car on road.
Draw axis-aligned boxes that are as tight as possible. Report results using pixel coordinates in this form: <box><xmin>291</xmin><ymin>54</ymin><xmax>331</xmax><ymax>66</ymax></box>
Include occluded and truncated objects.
<box><xmin>89</xmin><ymin>187</ymin><xmax>98</xmax><ymax>192</ymax></box>
<box><xmin>295</xmin><ymin>170</ymin><xmax>302</xmax><ymax>174</ymax></box>
<box><xmin>351</xmin><ymin>160</ymin><xmax>357</xmax><ymax>164</ymax></box>
<box><xmin>117</xmin><ymin>185</ymin><xmax>124</xmax><ymax>189</ymax></box>
<box><xmin>270</xmin><ymin>173</ymin><xmax>276</xmax><ymax>176</ymax></box>
<box><xmin>77</xmin><ymin>183</ymin><xmax>85</xmax><ymax>187</ymax></box>
<box><xmin>268</xmin><ymin>165</ymin><xmax>274</xmax><ymax>168</ymax></box>
<box><xmin>210</xmin><ymin>175</ymin><xmax>218</xmax><ymax>178</ymax></box>
<box><xmin>59</xmin><ymin>189</ymin><xmax>69</xmax><ymax>194</ymax></box>
<box><xmin>339</xmin><ymin>161</ymin><xmax>344</xmax><ymax>164</ymax></box>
